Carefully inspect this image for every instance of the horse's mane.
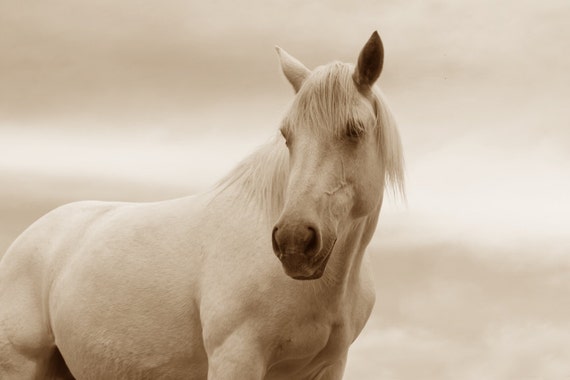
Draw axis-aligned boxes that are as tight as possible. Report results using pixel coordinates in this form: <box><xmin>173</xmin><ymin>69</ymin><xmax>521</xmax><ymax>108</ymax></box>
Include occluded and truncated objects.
<box><xmin>214</xmin><ymin>62</ymin><xmax>405</xmax><ymax>222</ymax></box>
<box><xmin>213</xmin><ymin>136</ymin><xmax>289</xmax><ymax>222</ymax></box>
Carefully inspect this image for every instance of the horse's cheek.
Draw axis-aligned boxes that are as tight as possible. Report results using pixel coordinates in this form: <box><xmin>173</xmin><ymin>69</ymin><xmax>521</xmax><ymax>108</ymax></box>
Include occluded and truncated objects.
<box><xmin>351</xmin><ymin>180</ymin><xmax>383</xmax><ymax>218</ymax></box>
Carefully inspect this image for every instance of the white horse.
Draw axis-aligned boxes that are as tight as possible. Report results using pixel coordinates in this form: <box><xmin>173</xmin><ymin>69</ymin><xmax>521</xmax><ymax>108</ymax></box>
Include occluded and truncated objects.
<box><xmin>0</xmin><ymin>31</ymin><xmax>404</xmax><ymax>379</ymax></box>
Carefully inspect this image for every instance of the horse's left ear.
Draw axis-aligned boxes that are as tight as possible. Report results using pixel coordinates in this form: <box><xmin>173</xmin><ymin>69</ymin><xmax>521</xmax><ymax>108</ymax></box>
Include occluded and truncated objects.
<box><xmin>353</xmin><ymin>31</ymin><xmax>384</xmax><ymax>89</ymax></box>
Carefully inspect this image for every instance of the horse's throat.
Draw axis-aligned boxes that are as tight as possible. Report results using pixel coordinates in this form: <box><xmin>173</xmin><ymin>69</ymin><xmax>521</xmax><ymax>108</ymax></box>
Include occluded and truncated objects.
<box><xmin>321</xmin><ymin>212</ymin><xmax>380</xmax><ymax>291</ymax></box>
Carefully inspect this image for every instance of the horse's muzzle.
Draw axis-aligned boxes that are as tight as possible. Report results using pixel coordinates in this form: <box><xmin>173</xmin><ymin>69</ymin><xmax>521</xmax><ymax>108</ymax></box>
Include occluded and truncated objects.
<box><xmin>272</xmin><ymin>222</ymin><xmax>335</xmax><ymax>280</ymax></box>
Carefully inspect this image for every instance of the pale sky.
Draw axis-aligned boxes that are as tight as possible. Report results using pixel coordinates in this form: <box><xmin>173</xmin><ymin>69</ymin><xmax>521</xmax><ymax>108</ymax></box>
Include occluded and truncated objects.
<box><xmin>1</xmin><ymin>0</ymin><xmax>569</xmax><ymax>129</ymax></box>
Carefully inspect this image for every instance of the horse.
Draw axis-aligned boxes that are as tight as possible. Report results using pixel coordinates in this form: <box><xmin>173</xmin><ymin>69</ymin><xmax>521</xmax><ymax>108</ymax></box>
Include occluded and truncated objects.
<box><xmin>0</xmin><ymin>31</ymin><xmax>404</xmax><ymax>379</ymax></box>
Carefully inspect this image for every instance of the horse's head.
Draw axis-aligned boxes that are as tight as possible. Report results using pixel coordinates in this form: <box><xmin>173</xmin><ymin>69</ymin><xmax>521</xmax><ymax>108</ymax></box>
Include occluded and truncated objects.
<box><xmin>272</xmin><ymin>32</ymin><xmax>395</xmax><ymax>280</ymax></box>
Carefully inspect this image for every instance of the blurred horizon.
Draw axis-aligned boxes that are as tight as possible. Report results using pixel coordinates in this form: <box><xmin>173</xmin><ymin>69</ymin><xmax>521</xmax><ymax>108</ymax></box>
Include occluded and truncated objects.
<box><xmin>1</xmin><ymin>0</ymin><xmax>569</xmax><ymax>378</ymax></box>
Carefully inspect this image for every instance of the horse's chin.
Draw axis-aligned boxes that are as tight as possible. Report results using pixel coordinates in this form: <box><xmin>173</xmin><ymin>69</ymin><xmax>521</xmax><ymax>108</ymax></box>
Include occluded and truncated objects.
<box><xmin>281</xmin><ymin>242</ymin><xmax>334</xmax><ymax>281</ymax></box>
<box><xmin>290</xmin><ymin>253</ymin><xmax>331</xmax><ymax>280</ymax></box>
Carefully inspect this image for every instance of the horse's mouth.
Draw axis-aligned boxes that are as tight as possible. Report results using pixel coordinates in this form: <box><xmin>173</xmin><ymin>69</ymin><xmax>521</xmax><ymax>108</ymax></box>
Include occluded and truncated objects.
<box><xmin>290</xmin><ymin>239</ymin><xmax>336</xmax><ymax>281</ymax></box>
<box><xmin>291</xmin><ymin>252</ymin><xmax>332</xmax><ymax>280</ymax></box>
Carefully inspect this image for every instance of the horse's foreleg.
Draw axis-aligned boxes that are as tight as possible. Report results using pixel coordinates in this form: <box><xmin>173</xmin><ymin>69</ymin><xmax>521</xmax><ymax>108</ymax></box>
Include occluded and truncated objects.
<box><xmin>315</xmin><ymin>352</ymin><xmax>348</xmax><ymax>380</ymax></box>
<box><xmin>205</xmin><ymin>331</ymin><xmax>266</xmax><ymax>380</ymax></box>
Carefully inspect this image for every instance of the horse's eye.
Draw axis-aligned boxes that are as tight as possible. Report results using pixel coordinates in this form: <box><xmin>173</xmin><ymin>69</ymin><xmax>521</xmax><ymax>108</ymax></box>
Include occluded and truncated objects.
<box><xmin>345</xmin><ymin>119</ymin><xmax>365</xmax><ymax>141</ymax></box>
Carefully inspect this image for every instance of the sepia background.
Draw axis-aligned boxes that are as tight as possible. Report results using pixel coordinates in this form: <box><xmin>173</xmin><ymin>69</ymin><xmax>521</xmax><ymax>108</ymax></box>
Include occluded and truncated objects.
<box><xmin>1</xmin><ymin>0</ymin><xmax>569</xmax><ymax>378</ymax></box>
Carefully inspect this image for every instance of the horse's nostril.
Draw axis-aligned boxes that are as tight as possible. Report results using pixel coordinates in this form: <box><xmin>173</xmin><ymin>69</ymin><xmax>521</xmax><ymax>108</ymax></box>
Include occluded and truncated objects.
<box><xmin>305</xmin><ymin>226</ymin><xmax>318</xmax><ymax>256</ymax></box>
<box><xmin>272</xmin><ymin>226</ymin><xmax>280</xmax><ymax>255</ymax></box>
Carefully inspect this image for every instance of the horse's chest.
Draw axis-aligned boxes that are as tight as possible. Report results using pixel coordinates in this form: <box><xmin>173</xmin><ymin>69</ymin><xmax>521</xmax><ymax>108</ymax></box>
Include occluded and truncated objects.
<box><xmin>265</xmin><ymin>315</ymin><xmax>351</xmax><ymax>377</ymax></box>
<box><xmin>264</xmin><ymin>287</ymin><xmax>374</xmax><ymax>377</ymax></box>
<box><xmin>281</xmin><ymin>319</ymin><xmax>346</xmax><ymax>354</ymax></box>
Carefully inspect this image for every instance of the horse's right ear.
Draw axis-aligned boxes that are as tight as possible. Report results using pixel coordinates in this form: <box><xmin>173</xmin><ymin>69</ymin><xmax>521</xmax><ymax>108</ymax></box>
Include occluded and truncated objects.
<box><xmin>275</xmin><ymin>46</ymin><xmax>310</xmax><ymax>93</ymax></box>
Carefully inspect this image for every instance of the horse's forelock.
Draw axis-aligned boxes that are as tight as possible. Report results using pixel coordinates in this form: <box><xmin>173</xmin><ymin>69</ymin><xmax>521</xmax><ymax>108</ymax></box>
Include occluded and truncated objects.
<box><xmin>289</xmin><ymin>63</ymin><xmax>405</xmax><ymax>198</ymax></box>
<box><xmin>287</xmin><ymin>63</ymin><xmax>359</xmax><ymax>139</ymax></box>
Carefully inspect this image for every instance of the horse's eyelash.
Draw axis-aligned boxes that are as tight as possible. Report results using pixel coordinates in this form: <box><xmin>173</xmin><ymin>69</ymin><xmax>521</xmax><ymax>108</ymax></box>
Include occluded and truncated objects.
<box><xmin>345</xmin><ymin>119</ymin><xmax>365</xmax><ymax>139</ymax></box>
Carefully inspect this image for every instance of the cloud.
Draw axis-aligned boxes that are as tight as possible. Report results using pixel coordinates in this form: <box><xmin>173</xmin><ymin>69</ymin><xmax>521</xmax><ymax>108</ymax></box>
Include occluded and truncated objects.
<box><xmin>2</xmin><ymin>0</ymin><xmax>568</xmax><ymax>123</ymax></box>
<box><xmin>344</xmin><ymin>241</ymin><xmax>570</xmax><ymax>379</ymax></box>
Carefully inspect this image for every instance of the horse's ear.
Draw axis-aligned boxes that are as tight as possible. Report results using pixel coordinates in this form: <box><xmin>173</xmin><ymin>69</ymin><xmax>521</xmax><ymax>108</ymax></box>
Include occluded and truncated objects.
<box><xmin>353</xmin><ymin>31</ymin><xmax>384</xmax><ymax>89</ymax></box>
<box><xmin>275</xmin><ymin>46</ymin><xmax>310</xmax><ymax>93</ymax></box>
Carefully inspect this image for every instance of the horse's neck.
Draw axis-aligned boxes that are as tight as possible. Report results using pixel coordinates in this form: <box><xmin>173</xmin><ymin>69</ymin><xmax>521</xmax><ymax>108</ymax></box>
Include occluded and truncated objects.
<box><xmin>214</xmin><ymin>136</ymin><xmax>289</xmax><ymax>223</ymax></box>
<box><xmin>315</xmin><ymin>207</ymin><xmax>381</xmax><ymax>297</ymax></box>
